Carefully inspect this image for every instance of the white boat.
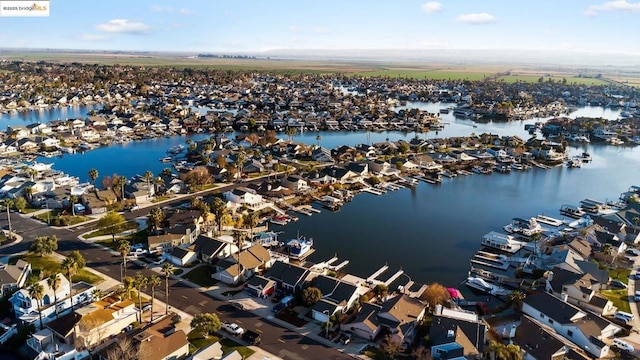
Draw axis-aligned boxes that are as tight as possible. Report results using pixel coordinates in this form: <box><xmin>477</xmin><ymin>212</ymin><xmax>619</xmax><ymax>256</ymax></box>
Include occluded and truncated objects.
<box><xmin>566</xmin><ymin>159</ymin><xmax>581</xmax><ymax>168</ymax></box>
<box><xmin>465</xmin><ymin>277</ymin><xmax>511</xmax><ymax>296</ymax></box>
<box><xmin>503</xmin><ymin>217</ymin><xmax>542</xmax><ymax>237</ymax></box>
<box><xmin>559</xmin><ymin>204</ymin><xmax>586</xmax><ymax>219</ymax></box>
<box><xmin>167</xmin><ymin>144</ymin><xmax>185</xmax><ymax>155</ymax></box>
<box><xmin>159</xmin><ymin>157</ymin><xmax>172</xmax><ymax>163</ymax></box>
<box><xmin>285</xmin><ymin>236</ymin><xmax>313</xmax><ymax>258</ymax></box>
<box><xmin>30</xmin><ymin>162</ymin><xmax>53</xmax><ymax>172</ymax></box>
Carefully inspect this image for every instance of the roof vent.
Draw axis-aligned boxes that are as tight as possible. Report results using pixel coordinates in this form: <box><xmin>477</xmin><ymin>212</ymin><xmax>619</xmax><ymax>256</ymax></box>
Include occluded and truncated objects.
<box><xmin>447</xmin><ymin>329</ymin><xmax>454</xmax><ymax>338</ymax></box>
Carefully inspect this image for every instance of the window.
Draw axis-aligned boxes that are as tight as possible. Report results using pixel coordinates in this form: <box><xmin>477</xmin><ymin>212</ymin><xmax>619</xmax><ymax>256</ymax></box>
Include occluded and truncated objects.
<box><xmin>567</xmin><ymin>330</ymin><xmax>573</xmax><ymax>337</ymax></box>
<box><xmin>548</xmin><ymin>319</ymin><xmax>554</xmax><ymax>324</ymax></box>
<box><xmin>540</xmin><ymin>313</ymin><xmax>545</xmax><ymax>319</ymax></box>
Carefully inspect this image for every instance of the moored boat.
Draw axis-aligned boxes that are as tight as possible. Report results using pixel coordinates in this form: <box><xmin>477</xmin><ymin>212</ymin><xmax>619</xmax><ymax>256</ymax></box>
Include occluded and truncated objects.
<box><xmin>559</xmin><ymin>204</ymin><xmax>585</xmax><ymax>219</ymax></box>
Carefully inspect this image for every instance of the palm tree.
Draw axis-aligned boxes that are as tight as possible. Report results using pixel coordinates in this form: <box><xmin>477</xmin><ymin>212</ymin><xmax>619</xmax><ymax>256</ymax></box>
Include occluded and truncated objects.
<box><xmin>211</xmin><ymin>197</ymin><xmax>227</xmax><ymax>233</ymax></box>
<box><xmin>243</xmin><ymin>211</ymin><xmax>259</xmax><ymax>238</ymax></box>
<box><xmin>143</xmin><ymin>170</ymin><xmax>154</xmax><ymax>196</ymax></box>
<box><xmin>236</xmin><ymin>148</ymin><xmax>246</xmax><ymax>180</ymax></box>
<box><xmin>232</xmin><ymin>230</ymin><xmax>246</xmax><ymax>281</ymax></box>
<box><xmin>88</xmin><ymin>168</ymin><xmax>98</xmax><ymax>188</ymax></box>
<box><xmin>508</xmin><ymin>290</ymin><xmax>526</xmax><ymax>310</ymax></box>
<box><xmin>47</xmin><ymin>274</ymin><xmax>62</xmax><ymax>319</ymax></box>
<box><xmin>601</xmin><ymin>243</ymin><xmax>615</xmax><ymax>266</ymax></box>
<box><xmin>29</xmin><ymin>283</ymin><xmax>45</xmax><ymax>329</ymax></box>
<box><xmin>147</xmin><ymin>207</ymin><xmax>165</xmax><ymax>234</ymax></box>
<box><xmin>114</xmin><ymin>175</ymin><xmax>126</xmax><ymax>201</ymax></box>
<box><xmin>633</xmin><ymin>216</ymin><xmax>640</xmax><ymax>235</ymax></box>
<box><xmin>147</xmin><ymin>275</ymin><xmax>161</xmax><ymax>322</ymax></box>
<box><xmin>118</xmin><ymin>240</ymin><xmax>131</xmax><ymax>281</ymax></box>
<box><xmin>4</xmin><ymin>198</ymin><xmax>14</xmax><ymax>237</ymax></box>
<box><xmin>23</xmin><ymin>186</ymin><xmax>33</xmax><ymax>202</ymax></box>
<box><xmin>61</xmin><ymin>257</ymin><xmax>77</xmax><ymax>310</ymax></box>
<box><xmin>161</xmin><ymin>263</ymin><xmax>175</xmax><ymax>315</ymax></box>
<box><xmin>122</xmin><ymin>276</ymin><xmax>135</xmax><ymax>300</ymax></box>
<box><xmin>69</xmin><ymin>195</ymin><xmax>78</xmax><ymax>216</ymax></box>
<box><xmin>134</xmin><ymin>273</ymin><xmax>148</xmax><ymax>322</ymax></box>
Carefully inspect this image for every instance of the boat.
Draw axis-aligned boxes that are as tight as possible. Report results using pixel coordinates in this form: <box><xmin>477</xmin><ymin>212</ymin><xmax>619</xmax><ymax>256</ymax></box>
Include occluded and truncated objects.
<box><xmin>503</xmin><ymin>217</ymin><xmax>542</xmax><ymax>237</ymax></box>
<box><xmin>159</xmin><ymin>157</ymin><xmax>172</xmax><ymax>163</ymax></box>
<box><xmin>566</xmin><ymin>159</ymin><xmax>581</xmax><ymax>168</ymax></box>
<box><xmin>167</xmin><ymin>144</ymin><xmax>185</xmax><ymax>155</ymax></box>
<box><xmin>581</xmin><ymin>152</ymin><xmax>592</xmax><ymax>162</ymax></box>
<box><xmin>30</xmin><ymin>162</ymin><xmax>53</xmax><ymax>172</ymax></box>
<box><xmin>496</xmin><ymin>164</ymin><xmax>511</xmax><ymax>173</ymax></box>
<box><xmin>559</xmin><ymin>204</ymin><xmax>586</xmax><ymax>219</ymax></box>
<box><xmin>465</xmin><ymin>277</ymin><xmax>508</xmax><ymax>295</ymax></box>
<box><xmin>269</xmin><ymin>215</ymin><xmax>291</xmax><ymax>226</ymax></box>
<box><xmin>285</xmin><ymin>236</ymin><xmax>314</xmax><ymax>259</ymax></box>
<box><xmin>511</xmin><ymin>163</ymin><xmax>525</xmax><ymax>171</ymax></box>
<box><xmin>453</xmin><ymin>106</ymin><xmax>474</xmax><ymax>118</ymax></box>
<box><xmin>439</xmin><ymin>108</ymin><xmax>450</xmax><ymax>114</ymax></box>
<box><xmin>253</xmin><ymin>232</ymin><xmax>282</xmax><ymax>248</ymax></box>
<box><xmin>439</xmin><ymin>170</ymin><xmax>457</xmax><ymax>178</ymax></box>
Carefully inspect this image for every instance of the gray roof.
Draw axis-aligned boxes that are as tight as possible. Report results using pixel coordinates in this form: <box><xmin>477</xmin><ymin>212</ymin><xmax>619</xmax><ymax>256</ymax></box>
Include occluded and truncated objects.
<box><xmin>194</xmin><ymin>235</ymin><xmax>226</xmax><ymax>257</ymax></box>
<box><xmin>513</xmin><ymin>315</ymin><xmax>568</xmax><ymax>360</ymax></box>
<box><xmin>312</xmin><ymin>275</ymin><xmax>358</xmax><ymax>306</ymax></box>
<box><xmin>0</xmin><ymin>260</ymin><xmax>29</xmax><ymax>286</ymax></box>
<box><xmin>524</xmin><ymin>292</ymin><xmax>583</xmax><ymax>325</ymax></box>
<box><xmin>170</xmin><ymin>247</ymin><xmax>191</xmax><ymax>259</ymax></box>
<box><xmin>246</xmin><ymin>275</ymin><xmax>274</xmax><ymax>290</ymax></box>
<box><xmin>264</xmin><ymin>261</ymin><xmax>309</xmax><ymax>288</ymax></box>
<box><xmin>430</xmin><ymin>314</ymin><xmax>487</xmax><ymax>352</ymax></box>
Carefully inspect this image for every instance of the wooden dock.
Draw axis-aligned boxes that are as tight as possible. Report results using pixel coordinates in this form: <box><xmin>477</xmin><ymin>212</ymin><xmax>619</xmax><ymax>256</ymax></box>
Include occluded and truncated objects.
<box><xmin>361</xmin><ymin>187</ymin><xmax>386</xmax><ymax>195</ymax></box>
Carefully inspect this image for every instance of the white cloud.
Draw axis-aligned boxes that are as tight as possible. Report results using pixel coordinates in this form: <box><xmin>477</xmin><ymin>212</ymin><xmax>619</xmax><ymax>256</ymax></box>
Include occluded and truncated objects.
<box><xmin>457</xmin><ymin>12</ymin><xmax>497</xmax><ymax>24</ymax></box>
<box><xmin>289</xmin><ymin>25</ymin><xmax>300</xmax><ymax>33</ymax></box>
<box><xmin>179</xmin><ymin>8</ymin><xmax>194</xmax><ymax>15</ymax></box>
<box><xmin>313</xmin><ymin>27</ymin><xmax>329</xmax><ymax>34</ymax></box>
<box><xmin>95</xmin><ymin>19</ymin><xmax>150</xmax><ymax>34</ymax></box>
<box><xmin>421</xmin><ymin>2</ymin><xmax>442</xmax><ymax>14</ymax></box>
<box><xmin>151</xmin><ymin>4</ymin><xmax>167</xmax><ymax>13</ymax></box>
<box><xmin>585</xmin><ymin>0</ymin><xmax>640</xmax><ymax>16</ymax></box>
<box><xmin>78</xmin><ymin>33</ymin><xmax>108</xmax><ymax>41</ymax></box>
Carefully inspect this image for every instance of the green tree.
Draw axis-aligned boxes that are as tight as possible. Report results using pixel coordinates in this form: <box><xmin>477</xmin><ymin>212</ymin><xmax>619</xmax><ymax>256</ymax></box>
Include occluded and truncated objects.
<box><xmin>508</xmin><ymin>290</ymin><xmax>526</xmax><ymax>310</ymax></box>
<box><xmin>190</xmin><ymin>313</ymin><xmax>222</xmax><ymax>337</ymax></box>
<box><xmin>23</xmin><ymin>186</ymin><xmax>34</xmax><ymax>202</ymax></box>
<box><xmin>69</xmin><ymin>195</ymin><xmax>78</xmax><ymax>216</ymax></box>
<box><xmin>147</xmin><ymin>275</ymin><xmax>161</xmax><ymax>322</ymax></box>
<box><xmin>134</xmin><ymin>273</ymin><xmax>148</xmax><ymax>322</ymax></box>
<box><xmin>97</xmin><ymin>212</ymin><xmax>126</xmax><ymax>242</ymax></box>
<box><xmin>29</xmin><ymin>235</ymin><xmax>58</xmax><ymax>257</ymax></box>
<box><xmin>118</xmin><ymin>239</ymin><xmax>131</xmax><ymax>281</ymax></box>
<box><xmin>143</xmin><ymin>170</ymin><xmax>154</xmax><ymax>196</ymax></box>
<box><xmin>28</xmin><ymin>283</ymin><xmax>45</xmax><ymax>329</ymax></box>
<box><xmin>420</xmin><ymin>282</ymin><xmax>451</xmax><ymax>312</ymax></box>
<box><xmin>13</xmin><ymin>196</ymin><xmax>27</xmax><ymax>213</ymax></box>
<box><xmin>46</xmin><ymin>274</ymin><xmax>62</xmax><ymax>319</ymax></box>
<box><xmin>68</xmin><ymin>250</ymin><xmax>86</xmax><ymax>269</ymax></box>
<box><xmin>161</xmin><ymin>263</ymin><xmax>175</xmax><ymax>315</ymax></box>
<box><xmin>61</xmin><ymin>257</ymin><xmax>78</xmax><ymax>309</ymax></box>
<box><xmin>122</xmin><ymin>276</ymin><xmax>135</xmax><ymax>300</ymax></box>
<box><xmin>379</xmin><ymin>334</ymin><xmax>403</xmax><ymax>359</ymax></box>
<box><xmin>211</xmin><ymin>197</ymin><xmax>228</xmax><ymax>233</ymax></box>
<box><xmin>114</xmin><ymin>175</ymin><xmax>127</xmax><ymax>201</ymax></box>
<box><xmin>373</xmin><ymin>284</ymin><xmax>389</xmax><ymax>299</ymax></box>
<box><xmin>88</xmin><ymin>168</ymin><xmax>98</xmax><ymax>188</ymax></box>
<box><xmin>147</xmin><ymin>207</ymin><xmax>165</xmax><ymax>233</ymax></box>
<box><xmin>301</xmin><ymin>286</ymin><xmax>322</xmax><ymax>306</ymax></box>
<box><xmin>243</xmin><ymin>211</ymin><xmax>259</xmax><ymax>238</ymax></box>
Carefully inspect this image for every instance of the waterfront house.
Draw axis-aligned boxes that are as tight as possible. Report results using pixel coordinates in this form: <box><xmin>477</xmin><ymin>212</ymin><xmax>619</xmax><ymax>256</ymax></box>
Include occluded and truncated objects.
<box><xmin>264</xmin><ymin>261</ymin><xmax>313</xmax><ymax>294</ymax></box>
<box><xmin>281</xmin><ymin>175</ymin><xmax>310</xmax><ymax>192</ymax></box>
<box><xmin>320</xmin><ymin>166</ymin><xmax>357</xmax><ymax>184</ymax></box>
<box><xmin>213</xmin><ymin>244</ymin><xmax>271</xmax><ymax>285</ymax></box>
<box><xmin>378</xmin><ymin>294</ymin><xmax>426</xmax><ymax>345</ymax></box>
<box><xmin>193</xmin><ymin>235</ymin><xmax>238</xmax><ymax>263</ymax></box>
<box><xmin>512</xmin><ymin>315</ymin><xmax>579</xmax><ymax>360</ymax></box>
<box><xmin>481</xmin><ymin>231</ymin><xmax>527</xmax><ymax>253</ymax></box>
<box><xmin>367</xmin><ymin>159</ymin><xmax>393</xmax><ymax>174</ymax></box>
<box><xmin>340</xmin><ymin>302</ymin><xmax>382</xmax><ymax>341</ymax></box>
<box><xmin>223</xmin><ymin>187</ymin><xmax>263</xmax><ymax>206</ymax></box>
<box><xmin>310</xmin><ymin>275</ymin><xmax>361</xmax><ymax>323</ymax></box>
<box><xmin>430</xmin><ymin>306</ymin><xmax>487</xmax><ymax>359</ymax></box>
<box><xmin>521</xmin><ymin>292</ymin><xmax>621</xmax><ymax>358</ymax></box>
<box><xmin>545</xmin><ymin>267</ymin><xmax>614</xmax><ymax>316</ymax></box>
<box><xmin>0</xmin><ymin>260</ymin><xmax>31</xmax><ymax>297</ymax></box>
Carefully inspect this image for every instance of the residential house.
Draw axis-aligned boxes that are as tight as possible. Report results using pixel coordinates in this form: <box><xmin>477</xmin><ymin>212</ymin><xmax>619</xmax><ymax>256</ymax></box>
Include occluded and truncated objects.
<box><xmin>213</xmin><ymin>244</ymin><xmax>272</xmax><ymax>285</ymax></box>
<box><xmin>521</xmin><ymin>292</ymin><xmax>621</xmax><ymax>358</ymax></box>
<box><xmin>133</xmin><ymin>317</ymin><xmax>189</xmax><ymax>360</ymax></box>
<box><xmin>223</xmin><ymin>187</ymin><xmax>263</xmax><ymax>206</ymax></box>
<box><xmin>26</xmin><ymin>328</ymin><xmax>88</xmax><ymax>360</ymax></box>
<box><xmin>378</xmin><ymin>294</ymin><xmax>426</xmax><ymax>345</ymax></box>
<box><xmin>311</xmin><ymin>147</ymin><xmax>333</xmax><ymax>162</ymax></box>
<box><xmin>545</xmin><ymin>267</ymin><xmax>614</xmax><ymax>316</ymax></box>
<box><xmin>147</xmin><ymin>233</ymin><xmax>187</xmax><ymax>254</ymax></box>
<box><xmin>429</xmin><ymin>306</ymin><xmax>487</xmax><ymax>359</ymax></box>
<box><xmin>340</xmin><ymin>302</ymin><xmax>382</xmax><ymax>341</ymax></box>
<box><xmin>281</xmin><ymin>175</ymin><xmax>310</xmax><ymax>192</ymax></box>
<box><xmin>367</xmin><ymin>159</ymin><xmax>393</xmax><ymax>174</ymax></box>
<box><xmin>166</xmin><ymin>247</ymin><xmax>198</xmax><ymax>267</ymax></box>
<box><xmin>11</xmin><ymin>274</ymin><xmax>71</xmax><ymax>326</ymax></box>
<box><xmin>241</xmin><ymin>159</ymin><xmax>264</xmax><ymax>174</ymax></box>
<box><xmin>0</xmin><ymin>260</ymin><xmax>31</xmax><ymax>297</ymax></box>
<box><xmin>245</xmin><ymin>275</ymin><xmax>276</xmax><ymax>298</ymax></box>
<box><xmin>310</xmin><ymin>275</ymin><xmax>361</xmax><ymax>323</ymax></box>
<box><xmin>512</xmin><ymin>315</ymin><xmax>577</xmax><ymax>360</ymax></box>
<box><xmin>264</xmin><ymin>261</ymin><xmax>313</xmax><ymax>294</ymax></box>
<box><xmin>194</xmin><ymin>235</ymin><xmax>238</xmax><ymax>263</ymax></box>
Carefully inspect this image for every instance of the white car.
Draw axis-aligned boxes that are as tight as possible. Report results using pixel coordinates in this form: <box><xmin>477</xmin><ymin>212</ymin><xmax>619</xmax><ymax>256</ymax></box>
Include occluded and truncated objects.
<box><xmin>128</xmin><ymin>248</ymin><xmax>147</xmax><ymax>257</ymax></box>
<box><xmin>222</xmin><ymin>322</ymin><xmax>245</xmax><ymax>336</ymax></box>
<box><xmin>153</xmin><ymin>257</ymin><xmax>166</xmax><ymax>265</ymax></box>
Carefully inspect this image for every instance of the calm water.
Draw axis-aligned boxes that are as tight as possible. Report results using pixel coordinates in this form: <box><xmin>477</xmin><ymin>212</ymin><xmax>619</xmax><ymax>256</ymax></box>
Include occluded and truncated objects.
<box><xmin>2</xmin><ymin>104</ymin><xmax>633</xmax><ymax>287</ymax></box>
<box><xmin>0</xmin><ymin>104</ymin><xmax>102</xmax><ymax>129</ymax></box>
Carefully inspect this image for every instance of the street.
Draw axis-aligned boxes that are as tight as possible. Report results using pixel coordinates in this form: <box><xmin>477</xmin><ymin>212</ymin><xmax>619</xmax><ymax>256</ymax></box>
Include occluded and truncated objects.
<box><xmin>0</xmin><ymin>209</ymin><xmax>352</xmax><ymax>360</ymax></box>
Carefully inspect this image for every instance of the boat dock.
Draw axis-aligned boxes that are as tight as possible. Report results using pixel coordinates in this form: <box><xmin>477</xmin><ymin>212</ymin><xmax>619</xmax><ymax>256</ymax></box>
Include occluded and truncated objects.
<box><xmin>293</xmin><ymin>205</ymin><xmax>320</xmax><ymax>216</ymax></box>
<box><xmin>530</xmin><ymin>160</ymin><xmax>551</xmax><ymax>169</ymax></box>
<box><xmin>361</xmin><ymin>187</ymin><xmax>386</xmax><ymax>196</ymax></box>
<box><xmin>458</xmin><ymin>169</ymin><xmax>473</xmax><ymax>176</ymax></box>
<box><xmin>412</xmin><ymin>175</ymin><xmax>442</xmax><ymax>184</ymax></box>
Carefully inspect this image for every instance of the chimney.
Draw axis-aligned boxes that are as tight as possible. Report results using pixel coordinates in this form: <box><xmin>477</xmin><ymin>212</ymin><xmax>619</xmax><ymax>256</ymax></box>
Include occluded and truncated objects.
<box><xmin>435</xmin><ymin>304</ymin><xmax>443</xmax><ymax>315</ymax></box>
<box><xmin>447</xmin><ymin>329</ymin><xmax>454</xmax><ymax>338</ymax></box>
<box><xmin>547</xmin><ymin>271</ymin><xmax>554</xmax><ymax>282</ymax></box>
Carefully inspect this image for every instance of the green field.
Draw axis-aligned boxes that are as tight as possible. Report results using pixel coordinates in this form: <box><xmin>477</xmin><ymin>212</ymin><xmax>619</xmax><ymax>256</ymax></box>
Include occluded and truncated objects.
<box><xmin>352</xmin><ymin>69</ymin><xmax>491</xmax><ymax>80</ymax></box>
<box><xmin>497</xmin><ymin>74</ymin><xmax>608</xmax><ymax>85</ymax></box>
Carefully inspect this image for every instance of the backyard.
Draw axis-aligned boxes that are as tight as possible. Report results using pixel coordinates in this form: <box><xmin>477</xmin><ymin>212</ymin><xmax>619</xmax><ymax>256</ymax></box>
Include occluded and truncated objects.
<box><xmin>187</xmin><ymin>330</ymin><xmax>254</xmax><ymax>358</ymax></box>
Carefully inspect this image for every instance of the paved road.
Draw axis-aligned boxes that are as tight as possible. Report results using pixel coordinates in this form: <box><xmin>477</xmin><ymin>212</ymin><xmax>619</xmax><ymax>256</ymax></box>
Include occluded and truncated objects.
<box><xmin>0</xmin><ymin>210</ymin><xmax>352</xmax><ymax>360</ymax></box>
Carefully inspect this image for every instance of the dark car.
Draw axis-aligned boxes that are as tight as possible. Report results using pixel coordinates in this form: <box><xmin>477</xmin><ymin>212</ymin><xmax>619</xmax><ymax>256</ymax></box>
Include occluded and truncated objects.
<box><xmin>242</xmin><ymin>330</ymin><xmax>261</xmax><ymax>345</ymax></box>
<box><xmin>272</xmin><ymin>302</ymin><xmax>287</xmax><ymax>313</ymax></box>
<box><xmin>627</xmin><ymin>249</ymin><xmax>640</xmax><ymax>256</ymax></box>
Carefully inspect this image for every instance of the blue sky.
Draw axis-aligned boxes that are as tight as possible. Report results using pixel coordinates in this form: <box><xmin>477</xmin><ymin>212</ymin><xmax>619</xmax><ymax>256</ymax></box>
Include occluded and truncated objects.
<box><xmin>1</xmin><ymin>0</ymin><xmax>639</xmax><ymax>54</ymax></box>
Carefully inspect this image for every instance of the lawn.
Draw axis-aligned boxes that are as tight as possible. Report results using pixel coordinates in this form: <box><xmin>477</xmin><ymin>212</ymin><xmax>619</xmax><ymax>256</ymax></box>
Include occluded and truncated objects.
<box><xmin>183</xmin><ymin>266</ymin><xmax>217</xmax><ymax>287</ymax></box>
<box><xmin>84</xmin><ymin>220</ymin><xmax>139</xmax><ymax>239</ymax></box>
<box><xmin>152</xmin><ymin>195</ymin><xmax>175</xmax><ymax>203</ymax></box>
<box><xmin>601</xmin><ymin>289</ymin><xmax>631</xmax><ymax>313</ymax></box>
<box><xmin>18</xmin><ymin>255</ymin><xmax>103</xmax><ymax>285</ymax></box>
<box><xmin>220</xmin><ymin>338</ymin><xmax>255</xmax><ymax>358</ymax></box>
<box><xmin>33</xmin><ymin>210</ymin><xmax>91</xmax><ymax>226</ymax></box>
<box><xmin>188</xmin><ymin>330</ymin><xmax>220</xmax><ymax>353</ymax></box>
<box><xmin>609</xmin><ymin>268</ymin><xmax>631</xmax><ymax>282</ymax></box>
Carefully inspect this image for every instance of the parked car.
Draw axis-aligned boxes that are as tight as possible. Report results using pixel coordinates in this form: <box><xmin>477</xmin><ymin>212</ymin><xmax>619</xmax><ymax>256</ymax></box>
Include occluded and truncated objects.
<box><xmin>272</xmin><ymin>302</ymin><xmax>287</xmax><ymax>313</ymax></box>
<box><xmin>634</xmin><ymin>291</ymin><xmax>640</xmax><ymax>302</ymax></box>
<box><xmin>613</xmin><ymin>338</ymin><xmax>635</xmax><ymax>353</ymax></box>
<box><xmin>222</xmin><ymin>322</ymin><xmax>244</xmax><ymax>336</ymax></box>
<box><xmin>153</xmin><ymin>257</ymin><xmax>166</xmax><ymax>265</ymax></box>
<box><xmin>626</xmin><ymin>249</ymin><xmax>640</xmax><ymax>256</ymax></box>
<box><xmin>230</xmin><ymin>301</ymin><xmax>244</xmax><ymax>310</ymax></box>
<box><xmin>242</xmin><ymin>329</ymin><xmax>261</xmax><ymax>345</ymax></box>
<box><xmin>340</xmin><ymin>333</ymin><xmax>352</xmax><ymax>345</ymax></box>
<box><xmin>611</xmin><ymin>279</ymin><xmax>628</xmax><ymax>289</ymax></box>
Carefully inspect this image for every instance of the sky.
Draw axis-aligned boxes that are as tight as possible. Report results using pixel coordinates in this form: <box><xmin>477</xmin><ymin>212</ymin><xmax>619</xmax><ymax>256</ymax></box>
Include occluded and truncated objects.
<box><xmin>1</xmin><ymin>0</ymin><xmax>639</xmax><ymax>55</ymax></box>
